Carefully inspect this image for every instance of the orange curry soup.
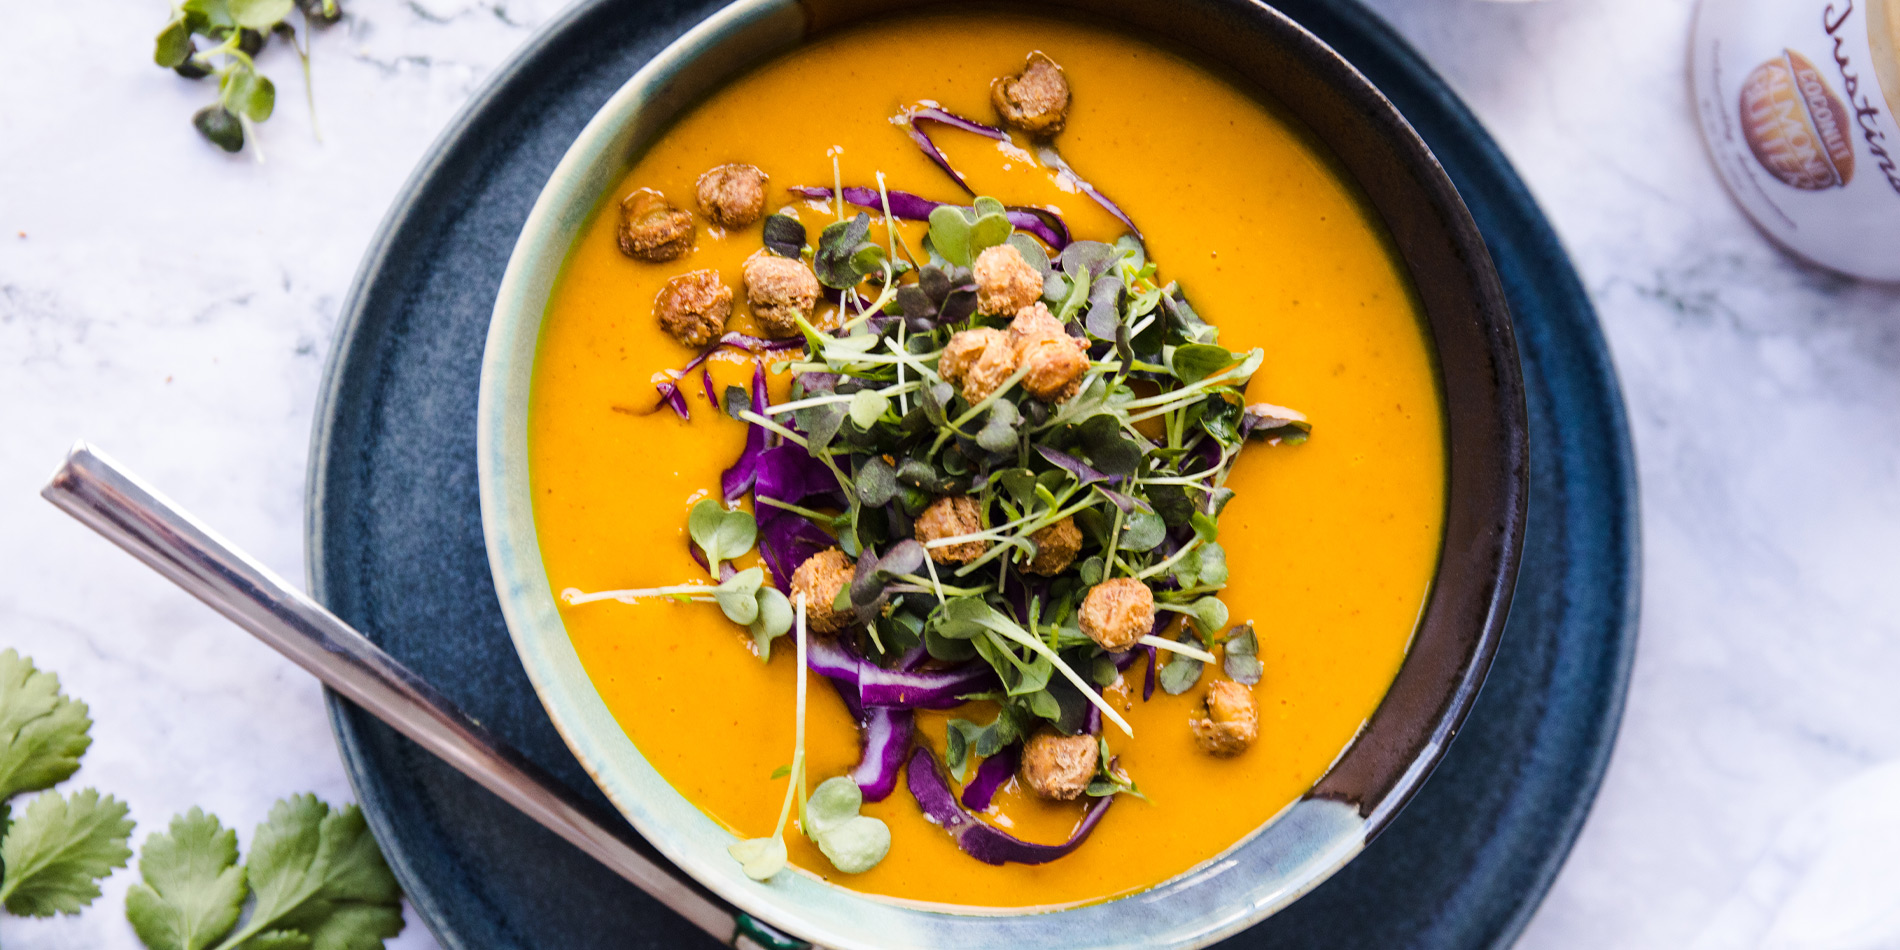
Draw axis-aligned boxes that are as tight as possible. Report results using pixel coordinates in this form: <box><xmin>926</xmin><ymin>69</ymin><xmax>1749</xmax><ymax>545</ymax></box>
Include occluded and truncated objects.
<box><xmin>529</xmin><ymin>12</ymin><xmax>1444</xmax><ymax>910</ymax></box>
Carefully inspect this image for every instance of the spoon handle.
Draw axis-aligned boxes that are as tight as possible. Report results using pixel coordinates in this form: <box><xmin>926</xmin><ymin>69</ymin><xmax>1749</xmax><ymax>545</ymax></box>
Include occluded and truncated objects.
<box><xmin>41</xmin><ymin>442</ymin><xmax>807</xmax><ymax>950</ymax></box>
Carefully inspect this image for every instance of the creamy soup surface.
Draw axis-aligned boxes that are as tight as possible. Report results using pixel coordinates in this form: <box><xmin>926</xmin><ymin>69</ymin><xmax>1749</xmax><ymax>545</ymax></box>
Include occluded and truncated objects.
<box><xmin>529</xmin><ymin>12</ymin><xmax>1445</xmax><ymax>909</ymax></box>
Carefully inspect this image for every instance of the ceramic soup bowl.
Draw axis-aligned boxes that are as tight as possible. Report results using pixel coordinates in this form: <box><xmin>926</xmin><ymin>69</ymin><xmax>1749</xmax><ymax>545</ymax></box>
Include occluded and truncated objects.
<box><xmin>477</xmin><ymin>1</ymin><xmax>1528</xmax><ymax>947</ymax></box>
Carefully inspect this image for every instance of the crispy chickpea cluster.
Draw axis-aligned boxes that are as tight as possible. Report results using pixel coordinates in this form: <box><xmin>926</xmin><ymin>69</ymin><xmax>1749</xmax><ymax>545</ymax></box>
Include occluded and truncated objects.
<box><xmin>1079</xmin><ymin>578</ymin><xmax>1155</xmax><ymax>652</ymax></box>
<box><xmin>1019</xmin><ymin>729</ymin><xmax>1098</xmax><ymax>801</ymax></box>
<box><xmin>1190</xmin><ymin>680</ymin><xmax>1260</xmax><ymax>756</ymax></box>
<box><xmin>742</xmin><ymin>254</ymin><xmax>821</xmax><ymax>338</ymax></box>
<box><xmin>991</xmin><ymin>51</ymin><xmax>1072</xmax><ymax>138</ymax></box>
<box><xmin>1010</xmin><ymin>303</ymin><xmax>1090</xmax><ymax>402</ymax></box>
<box><xmin>653</xmin><ymin>270</ymin><xmax>731</xmax><ymax>347</ymax></box>
<box><xmin>790</xmin><ymin>548</ymin><xmax>856</xmax><ymax>635</ymax></box>
<box><xmin>938</xmin><ymin>327</ymin><xmax>1016</xmax><ymax>403</ymax></box>
<box><xmin>938</xmin><ymin>301</ymin><xmax>1088</xmax><ymax>405</ymax></box>
<box><xmin>617</xmin><ymin>188</ymin><xmax>695</xmax><ymax>262</ymax></box>
<box><xmin>695</xmin><ymin>163</ymin><xmax>768</xmax><ymax>229</ymax></box>
<box><xmin>973</xmin><ymin>244</ymin><xmax>1044</xmax><ymax>316</ymax></box>
<box><xmin>1025</xmin><ymin>516</ymin><xmax>1082</xmax><ymax>575</ymax></box>
<box><xmin>915</xmin><ymin>495</ymin><xmax>987</xmax><ymax>565</ymax></box>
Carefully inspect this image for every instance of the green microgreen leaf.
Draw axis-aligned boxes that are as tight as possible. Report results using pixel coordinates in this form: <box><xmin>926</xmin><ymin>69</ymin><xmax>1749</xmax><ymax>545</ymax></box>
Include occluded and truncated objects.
<box><xmin>688</xmin><ymin>500</ymin><xmax>757</xmax><ymax>575</ymax></box>
<box><xmin>944</xmin><ymin>719</ymin><xmax>984</xmax><ymax>783</ymax></box>
<box><xmin>1157</xmin><ymin>645</ymin><xmax>1204</xmax><ymax>696</ymax></box>
<box><xmin>219</xmin><ymin>67</ymin><xmax>274</xmax><ymax>123</ymax></box>
<box><xmin>727</xmin><ymin>837</ymin><xmax>787</xmax><ymax>882</ymax></box>
<box><xmin>762</xmin><ymin>211</ymin><xmax>807</xmax><ymax>258</ymax></box>
<box><xmin>228</xmin><ymin>0</ymin><xmax>294</xmax><ymax>29</ymax></box>
<box><xmin>714</xmin><ymin>568</ymin><xmax>765</xmax><ymax>626</ymax></box>
<box><xmin>749</xmin><ymin>588</ymin><xmax>794</xmax><ymax>661</ymax></box>
<box><xmin>1118</xmin><ymin>510</ymin><xmax>1166</xmax><ymax>553</ymax></box>
<box><xmin>156</xmin><ymin>18</ymin><xmax>194</xmax><ymax>67</ymax></box>
<box><xmin>1223</xmin><ymin>624</ymin><xmax>1263</xmax><ymax>686</ymax></box>
<box><xmin>723</xmin><ymin>385</ymin><xmax>749</xmax><ymax>421</ymax></box>
<box><xmin>796</xmin><ymin>402</ymin><xmax>847</xmax><ymax>453</ymax></box>
<box><xmin>927</xmin><ymin>206</ymin><xmax>973</xmax><ymax>267</ymax></box>
<box><xmin>848</xmin><ymin>389</ymin><xmax>889</xmax><ymax>429</ymax></box>
<box><xmin>192</xmin><ymin>106</ymin><xmax>244</xmax><ymax>153</ymax></box>
<box><xmin>814</xmin><ymin>213</ymin><xmax>876</xmax><ymax>289</ymax></box>
<box><xmin>0</xmin><ymin>649</ymin><xmax>93</xmax><ymax>800</ymax></box>
<box><xmin>855</xmin><ymin>456</ymin><xmax>897</xmax><ymax>508</ymax></box>
<box><xmin>0</xmin><ymin>788</ymin><xmax>133</xmax><ymax>916</ymax></box>
<box><xmin>803</xmin><ymin>778</ymin><xmax>889</xmax><ymax>875</ymax></box>
<box><xmin>1170</xmin><ymin>344</ymin><xmax>1240</xmax><ymax>383</ymax></box>
<box><xmin>1186</xmin><ymin>597</ymin><xmax>1229</xmax><ymax>644</ymax></box>
<box><xmin>975</xmin><ymin>400</ymin><xmax>1020</xmax><ymax>454</ymax></box>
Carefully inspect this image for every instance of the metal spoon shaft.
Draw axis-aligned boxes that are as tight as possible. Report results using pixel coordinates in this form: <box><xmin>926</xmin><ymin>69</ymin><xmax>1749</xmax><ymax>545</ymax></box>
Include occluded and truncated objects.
<box><xmin>41</xmin><ymin>442</ymin><xmax>801</xmax><ymax>950</ymax></box>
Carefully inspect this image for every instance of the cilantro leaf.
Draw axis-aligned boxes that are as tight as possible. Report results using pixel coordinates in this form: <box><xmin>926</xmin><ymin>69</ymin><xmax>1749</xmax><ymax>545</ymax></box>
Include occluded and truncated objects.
<box><xmin>213</xmin><ymin>795</ymin><xmax>404</xmax><ymax>950</ymax></box>
<box><xmin>0</xmin><ymin>648</ymin><xmax>94</xmax><ymax>801</ymax></box>
<box><xmin>0</xmin><ymin>788</ymin><xmax>133</xmax><ymax>916</ymax></box>
<box><xmin>125</xmin><ymin>808</ymin><xmax>246</xmax><ymax>950</ymax></box>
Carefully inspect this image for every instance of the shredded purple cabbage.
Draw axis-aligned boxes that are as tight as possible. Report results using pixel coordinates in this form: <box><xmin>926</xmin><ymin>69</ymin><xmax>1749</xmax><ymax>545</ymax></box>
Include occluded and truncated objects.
<box><xmin>899</xmin><ymin>103</ymin><xmax>1007</xmax><ymax>195</ymax></box>
<box><xmin>1035</xmin><ymin>145</ymin><xmax>1143</xmax><ymax>241</ymax></box>
<box><xmin>859</xmin><ymin>661</ymin><xmax>998</xmax><ymax>710</ymax></box>
<box><xmin>719</xmin><ymin>362</ymin><xmax>772</xmax><ymax>502</ymax></box>
<box><xmin>806</xmin><ymin>638</ymin><xmax>997</xmax><ymax>710</ymax></box>
<box><xmin>790</xmin><ymin>186</ymin><xmax>1070</xmax><ymax>250</ymax></box>
<box><xmin>907</xmin><ymin>746</ymin><xmax>1113</xmax><ymax>865</ymax></box>
<box><xmin>960</xmin><ymin>743</ymin><xmax>1020</xmax><ymax>812</ymax></box>
<box><xmin>852</xmin><ymin>707</ymin><xmax>913</xmax><ymax>802</ymax></box>
<box><xmin>655</xmin><ymin>333</ymin><xmax>803</xmax><ymax>421</ymax></box>
<box><xmin>757</xmin><ymin>512</ymin><xmax>837</xmax><ymax>592</ymax></box>
<box><xmin>753</xmin><ymin>445</ymin><xmax>839</xmax><ymax>508</ymax></box>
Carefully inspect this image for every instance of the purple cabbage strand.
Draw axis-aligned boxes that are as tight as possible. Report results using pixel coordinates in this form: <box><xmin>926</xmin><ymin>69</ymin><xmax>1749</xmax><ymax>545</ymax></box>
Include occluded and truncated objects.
<box><xmin>907</xmin><ymin>746</ymin><xmax>1114</xmax><ymax>866</ymax></box>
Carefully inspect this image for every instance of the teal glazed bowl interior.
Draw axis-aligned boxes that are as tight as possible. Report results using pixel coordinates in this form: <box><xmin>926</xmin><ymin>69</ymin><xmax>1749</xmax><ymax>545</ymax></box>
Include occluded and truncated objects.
<box><xmin>476</xmin><ymin>1</ymin><xmax>1528</xmax><ymax>947</ymax></box>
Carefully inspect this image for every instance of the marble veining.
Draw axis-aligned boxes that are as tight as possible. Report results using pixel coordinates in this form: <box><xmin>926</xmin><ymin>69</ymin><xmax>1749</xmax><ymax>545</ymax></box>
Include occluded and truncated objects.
<box><xmin>2</xmin><ymin>0</ymin><xmax>1897</xmax><ymax>947</ymax></box>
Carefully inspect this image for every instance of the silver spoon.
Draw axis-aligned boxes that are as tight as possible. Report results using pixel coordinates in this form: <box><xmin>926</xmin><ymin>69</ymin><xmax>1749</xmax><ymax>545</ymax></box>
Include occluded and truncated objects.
<box><xmin>41</xmin><ymin>442</ymin><xmax>808</xmax><ymax>950</ymax></box>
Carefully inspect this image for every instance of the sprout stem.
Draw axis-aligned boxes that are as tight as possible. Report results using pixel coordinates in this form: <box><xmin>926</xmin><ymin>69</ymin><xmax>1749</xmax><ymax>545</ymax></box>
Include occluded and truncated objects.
<box><xmin>1140</xmin><ymin>635</ymin><xmax>1215</xmax><ymax>663</ymax></box>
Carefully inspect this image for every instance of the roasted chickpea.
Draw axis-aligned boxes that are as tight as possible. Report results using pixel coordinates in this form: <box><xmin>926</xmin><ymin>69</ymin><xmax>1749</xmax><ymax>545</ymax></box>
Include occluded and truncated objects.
<box><xmin>1079</xmin><ymin>578</ymin><xmax>1155</xmax><ymax>651</ymax></box>
<box><xmin>617</xmin><ymin>188</ymin><xmax>694</xmax><ymax>262</ymax></box>
<box><xmin>742</xmin><ymin>253</ymin><xmax>821</xmax><ymax>338</ymax></box>
<box><xmin>991</xmin><ymin>51</ymin><xmax>1071</xmax><ymax>138</ymax></box>
<box><xmin>1010</xmin><ymin>303</ymin><xmax>1090</xmax><ymax>403</ymax></box>
<box><xmin>1019</xmin><ymin>729</ymin><xmax>1098</xmax><ymax>801</ymax></box>
<box><xmin>938</xmin><ymin>327</ymin><xmax>1017</xmax><ymax>402</ymax></box>
<box><xmin>1006</xmin><ymin>300</ymin><xmax>1068</xmax><ymax>348</ymax></box>
<box><xmin>1191</xmin><ymin>679</ymin><xmax>1259</xmax><ymax>756</ymax></box>
<box><xmin>973</xmin><ymin>244</ymin><xmax>1044</xmax><ymax>316</ymax></box>
<box><xmin>695</xmin><ymin>163</ymin><xmax>768</xmax><ymax>229</ymax></box>
<box><xmin>653</xmin><ymin>270</ymin><xmax>731</xmax><ymax>347</ymax></box>
<box><xmin>915</xmin><ymin>495</ymin><xmax>987</xmax><ymax>565</ymax></box>
<box><xmin>1025</xmin><ymin>516</ymin><xmax>1082</xmax><ymax>575</ymax></box>
<box><xmin>790</xmin><ymin>548</ymin><xmax>856</xmax><ymax>635</ymax></box>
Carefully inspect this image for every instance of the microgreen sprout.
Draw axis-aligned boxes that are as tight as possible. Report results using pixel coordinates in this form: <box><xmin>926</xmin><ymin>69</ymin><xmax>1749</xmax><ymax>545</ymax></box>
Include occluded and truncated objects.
<box><xmin>154</xmin><ymin>0</ymin><xmax>339</xmax><ymax>154</ymax></box>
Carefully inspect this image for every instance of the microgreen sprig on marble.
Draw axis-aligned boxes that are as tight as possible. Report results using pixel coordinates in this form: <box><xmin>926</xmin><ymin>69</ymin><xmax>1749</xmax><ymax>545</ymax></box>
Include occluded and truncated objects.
<box><xmin>153</xmin><ymin>0</ymin><xmax>340</xmax><ymax>153</ymax></box>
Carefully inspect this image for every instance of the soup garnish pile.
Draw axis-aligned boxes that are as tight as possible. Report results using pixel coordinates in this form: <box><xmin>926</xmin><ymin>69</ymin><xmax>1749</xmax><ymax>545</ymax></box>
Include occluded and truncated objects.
<box><xmin>559</xmin><ymin>51</ymin><xmax>1315</xmax><ymax>884</ymax></box>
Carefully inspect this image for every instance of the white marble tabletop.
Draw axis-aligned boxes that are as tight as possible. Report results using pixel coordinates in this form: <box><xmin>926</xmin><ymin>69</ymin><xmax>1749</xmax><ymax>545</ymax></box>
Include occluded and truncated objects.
<box><xmin>3</xmin><ymin>0</ymin><xmax>1898</xmax><ymax>946</ymax></box>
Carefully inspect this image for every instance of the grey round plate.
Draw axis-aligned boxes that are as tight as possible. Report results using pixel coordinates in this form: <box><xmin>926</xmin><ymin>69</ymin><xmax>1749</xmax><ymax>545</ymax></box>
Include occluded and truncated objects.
<box><xmin>305</xmin><ymin>1</ymin><xmax>1639</xmax><ymax>947</ymax></box>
